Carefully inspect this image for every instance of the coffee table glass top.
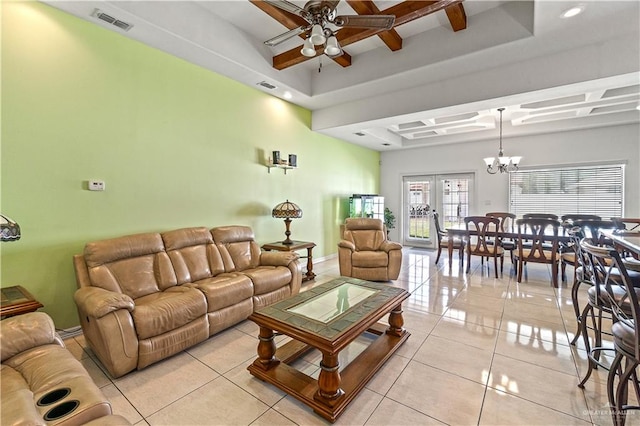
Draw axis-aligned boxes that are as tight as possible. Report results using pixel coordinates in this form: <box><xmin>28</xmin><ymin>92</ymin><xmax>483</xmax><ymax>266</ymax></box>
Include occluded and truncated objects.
<box><xmin>287</xmin><ymin>283</ymin><xmax>377</xmax><ymax>323</ymax></box>
<box><xmin>255</xmin><ymin>277</ymin><xmax>406</xmax><ymax>340</ymax></box>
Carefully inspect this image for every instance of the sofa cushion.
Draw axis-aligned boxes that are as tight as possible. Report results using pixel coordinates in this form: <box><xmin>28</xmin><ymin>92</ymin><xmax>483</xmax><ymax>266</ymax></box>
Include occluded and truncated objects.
<box><xmin>352</xmin><ymin>251</ymin><xmax>389</xmax><ymax>268</ymax></box>
<box><xmin>211</xmin><ymin>226</ymin><xmax>261</xmax><ymax>271</ymax></box>
<box><xmin>163</xmin><ymin>227</ymin><xmax>226</xmax><ymax>283</ymax></box>
<box><xmin>133</xmin><ymin>287</ymin><xmax>207</xmax><ymax>340</ymax></box>
<box><xmin>85</xmin><ymin>233</ymin><xmax>177</xmax><ymax>298</ymax></box>
<box><xmin>242</xmin><ymin>266</ymin><xmax>292</xmax><ymax>295</ymax></box>
<box><xmin>193</xmin><ymin>273</ymin><xmax>253</xmax><ymax>312</ymax></box>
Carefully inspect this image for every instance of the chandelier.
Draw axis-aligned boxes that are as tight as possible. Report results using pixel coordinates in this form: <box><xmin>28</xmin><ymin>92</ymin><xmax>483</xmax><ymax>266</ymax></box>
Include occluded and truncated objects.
<box><xmin>300</xmin><ymin>24</ymin><xmax>341</xmax><ymax>58</ymax></box>
<box><xmin>483</xmin><ymin>108</ymin><xmax>522</xmax><ymax>174</ymax></box>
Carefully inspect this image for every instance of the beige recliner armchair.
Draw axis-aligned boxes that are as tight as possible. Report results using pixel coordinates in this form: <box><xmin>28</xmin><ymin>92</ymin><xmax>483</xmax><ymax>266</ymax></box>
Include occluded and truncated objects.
<box><xmin>338</xmin><ymin>218</ymin><xmax>403</xmax><ymax>281</ymax></box>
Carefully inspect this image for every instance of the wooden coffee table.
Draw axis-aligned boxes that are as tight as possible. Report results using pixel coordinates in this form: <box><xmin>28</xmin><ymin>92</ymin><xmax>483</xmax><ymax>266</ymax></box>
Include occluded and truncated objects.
<box><xmin>247</xmin><ymin>277</ymin><xmax>410</xmax><ymax>422</ymax></box>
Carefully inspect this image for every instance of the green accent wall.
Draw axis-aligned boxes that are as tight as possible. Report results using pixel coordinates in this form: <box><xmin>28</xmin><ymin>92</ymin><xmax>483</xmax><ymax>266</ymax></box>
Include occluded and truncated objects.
<box><xmin>1</xmin><ymin>2</ymin><xmax>380</xmax><ymax>328</ymax></box>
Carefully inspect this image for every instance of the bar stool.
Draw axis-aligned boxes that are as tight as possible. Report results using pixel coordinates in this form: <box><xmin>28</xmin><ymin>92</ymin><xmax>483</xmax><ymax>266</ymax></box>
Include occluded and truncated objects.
<box><xmin>582</xmin><ymin>244</ymin><xmax>640</xmax><ymax>426</ymax></box>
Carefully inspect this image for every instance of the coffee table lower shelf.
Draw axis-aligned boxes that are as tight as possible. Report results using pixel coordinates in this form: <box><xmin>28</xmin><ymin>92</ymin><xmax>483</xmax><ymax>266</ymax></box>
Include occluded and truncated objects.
<box><xmin>247</xmin><ymin>322</ymin><xmax>410</xmax><ymax>422</ymax></box>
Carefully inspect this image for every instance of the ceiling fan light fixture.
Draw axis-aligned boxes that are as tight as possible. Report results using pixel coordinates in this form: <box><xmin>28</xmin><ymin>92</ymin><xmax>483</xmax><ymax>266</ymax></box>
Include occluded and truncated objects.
<box><xmin>301</xmin><ymin>38</ymin><xmax>316</xmax><ymax>57</ymax></box>
<box><xmin>309</xmin><ymin>24</ymin><xmax>326</xmax><ymax>45</ymax></box>
<box><xmin>324</xmin><ymin>35</ymin><xmax>341</xmax><ymax>56</ymax></box>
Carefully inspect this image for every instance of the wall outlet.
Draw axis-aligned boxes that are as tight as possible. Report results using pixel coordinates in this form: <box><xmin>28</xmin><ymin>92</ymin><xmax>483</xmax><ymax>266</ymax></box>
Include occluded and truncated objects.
<box><xmin>88</xmin><ymin>180</ymin><xmax>105</xmax><ymax>191</ymax></box>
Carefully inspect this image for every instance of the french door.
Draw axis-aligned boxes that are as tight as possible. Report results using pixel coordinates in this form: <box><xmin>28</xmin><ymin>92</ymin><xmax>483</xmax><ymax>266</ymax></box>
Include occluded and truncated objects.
<box><xmin>402</xmin><ymin>173</ymin><xmax>473</xmax><ymax>247</ymax></box>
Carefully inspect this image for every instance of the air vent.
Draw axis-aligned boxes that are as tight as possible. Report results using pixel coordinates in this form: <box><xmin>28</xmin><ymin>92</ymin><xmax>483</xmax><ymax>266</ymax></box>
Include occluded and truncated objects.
<box><xmin>354</xmin><ymin>132</ymin><xmax>366</xmax><ymax>136</ymax></box>
<box><xmin>92</xmin><ymin>9</ymin><xmax>133</xmax><ymax>32</ymax></box>
<box><xmin>257</xmin><ymin>81</ymin><xmax>277</xmax><ymax>90</ymax></box>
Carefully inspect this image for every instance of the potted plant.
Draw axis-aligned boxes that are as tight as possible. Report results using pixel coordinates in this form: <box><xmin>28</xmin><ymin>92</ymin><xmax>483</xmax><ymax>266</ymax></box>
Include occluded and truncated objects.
<box><xmin>384</xmin><ymin>207</ymin><xmax>396</xmax><ymax>239</ymax></box>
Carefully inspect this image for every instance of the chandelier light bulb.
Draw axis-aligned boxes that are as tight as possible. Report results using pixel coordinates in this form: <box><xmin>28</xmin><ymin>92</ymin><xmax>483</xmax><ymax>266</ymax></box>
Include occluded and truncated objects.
<box><xmin>301</xmin><ymin>38</ymin><xmax>316</xmax><ymax>57</ymax></box>
<box><xmin>309</xmin><ymin>24</ymin><xmax>326</xmax><ymax>45</ymax></box>
<box><xmin>324</xmin><ymin>35</ymin><xmax>341</xmax><ymax>56</ymax></box>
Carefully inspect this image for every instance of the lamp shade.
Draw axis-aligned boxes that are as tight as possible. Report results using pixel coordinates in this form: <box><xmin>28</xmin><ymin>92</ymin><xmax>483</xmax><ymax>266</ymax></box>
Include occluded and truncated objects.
<box><xmin>272</xmin><ymin>200</ymin><xmax>303</xmax><ymax>219</ymax></box>
<box><xmin>301</xmin><ymin>38</ymin><xmax>316</xmax><ymax>57</ymax></box>
<box><xmin>324</xmin><ymin>35</ymin><xmax>341</xmax><ymax>56</ymax></box>
<box><xmin>0</xmin><ymin>214</ymin><xmax>21</xmax><ymax>242</ymax></box>
<box><xmin>309</xmin><ymin>24</ymin><xmax>326</xmax><ymax>45</ymax></box>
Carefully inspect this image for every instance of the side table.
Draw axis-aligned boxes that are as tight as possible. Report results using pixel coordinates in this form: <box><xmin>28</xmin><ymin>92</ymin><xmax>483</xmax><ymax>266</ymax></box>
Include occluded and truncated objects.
<box><xmin>261</xmin><ymin>240</ymin><xmax>316</xmax><ymax>282</ymax></box>
<box><xmin>1</xmin><ymin>286</ymin><xmax>43</xmax><ymax>318</ymax></box>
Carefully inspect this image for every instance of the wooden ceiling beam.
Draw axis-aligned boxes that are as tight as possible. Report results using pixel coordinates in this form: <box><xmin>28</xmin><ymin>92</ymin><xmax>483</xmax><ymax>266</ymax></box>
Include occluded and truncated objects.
<box><xmin>445</xmin><ymin>3</ymin><xmax>467</xmax><ymax>31</ymax></box>
<box><xmin>269</xmin><ymin>0</ymin><xmax>466</xmax><ymax>70</ymax></box>
<box><xmin>347</xmin><ymin>0</ymin><xmax>403</xmax><ymax>51</ymax></box>
<box><xmin>250</xmin><ymin>0</ymin><xmax>354</xmax><ymax>68</ymax></box>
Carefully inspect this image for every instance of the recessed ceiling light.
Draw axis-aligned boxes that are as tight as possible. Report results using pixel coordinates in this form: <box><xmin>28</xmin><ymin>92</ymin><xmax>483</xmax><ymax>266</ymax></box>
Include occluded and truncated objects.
<box><xmin>283</xmin><ymin>91</ymin><xmax>292</xmax><ymax>100</ymax></box>
<box><xmin>561</xmin><ymin>5</ymin><xmax>585</xmax><ymax>18</ymax></box>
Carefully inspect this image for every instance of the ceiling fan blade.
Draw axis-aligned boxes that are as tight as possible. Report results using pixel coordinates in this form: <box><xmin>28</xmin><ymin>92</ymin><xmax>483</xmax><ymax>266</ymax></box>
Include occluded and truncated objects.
<box><xmin>264</xmin><ymin>26</ymin><xmax>308</xmax><ymax>46</ymax></box>
<box><xmin>263</xmin><ymin>0</ymin><xmax>308</xmax><ymax>17</ymax></box>
<box><xmin>333</xmin><ymin>14</ymin><xmax>396</xmax><ymax>30</ymax></box>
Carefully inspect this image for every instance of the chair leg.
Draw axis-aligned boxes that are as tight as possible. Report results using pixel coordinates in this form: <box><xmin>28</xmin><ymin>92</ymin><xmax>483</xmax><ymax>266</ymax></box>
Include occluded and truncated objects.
<box><xmin>466</xmin><ymin>251</ymin><xmax>471</xmax><ymax>274</ymax></box>
<box><xmin>608</xmin><ymin>352</ymin><xmax>624</xmax><ymax>425</ymax></box>
<box><xmin>436</xmin><ymin>245</ymin><xmax>442</xmax><ymax>264</ymax></box>
<box><xmin>493</xmin><ymin>255</ymin><xmax>499</xmax><ymax>278</ymax></box>
<box><xmin>570</xmin><ymin>278</ymin><xmax>586</xmax><ymax>346</ymax></box>
<box><xmin>552</xmin><ymin>262</ymin><xmax>559</xmax><ymax>287</ymax></box>
<box><xmin>615</xmin><ymin>358</ymin><xmax>637</xmax><ymax>426</ymax></box>
<box><xmin>517</xmin><ymin>259</ymin><xmax>523</xmax><ymax>283</ymax></box>
<box><xmin>578</xmin><ymin>304</ymin><xmax>595</xmax><ymax>388</ymax></box>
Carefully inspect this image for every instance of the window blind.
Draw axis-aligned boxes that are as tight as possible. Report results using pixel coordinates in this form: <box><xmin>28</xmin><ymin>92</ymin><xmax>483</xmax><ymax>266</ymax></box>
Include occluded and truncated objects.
<box><xmin>509</xmin><ymin>164</ymin><xmax>624</xmax><ymax>218</ymax></box>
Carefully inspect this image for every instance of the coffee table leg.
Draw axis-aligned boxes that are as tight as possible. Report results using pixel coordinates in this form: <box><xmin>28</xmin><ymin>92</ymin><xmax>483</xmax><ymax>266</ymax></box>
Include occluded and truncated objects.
<box><xmin>253</xmin><ymin>326</ymin><xmax>279</xmax><ymax>370</ymax></box>
<box><xmin>386</xmin><ymin>303</ymin><xmax>405</xmax><ymax>337</ymax></box>
<box><xmin>316</xmin><ymin>353</ymin><xmax>344</xmax><ymax>401</ymax></box>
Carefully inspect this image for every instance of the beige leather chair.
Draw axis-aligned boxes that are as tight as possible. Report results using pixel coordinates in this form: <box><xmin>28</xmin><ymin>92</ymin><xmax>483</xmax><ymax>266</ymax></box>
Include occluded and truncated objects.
<box><xmin>338</xmin><ymin>218</ymin><xmax>402</xmax><ymax>281</ymax></box>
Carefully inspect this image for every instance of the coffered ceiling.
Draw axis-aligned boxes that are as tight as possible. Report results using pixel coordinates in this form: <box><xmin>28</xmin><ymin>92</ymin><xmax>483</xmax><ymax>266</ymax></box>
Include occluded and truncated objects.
<box><xmin>44</xmin><ymin>1</ymin><xmax>640</xmax><ymax>151</ymax></box>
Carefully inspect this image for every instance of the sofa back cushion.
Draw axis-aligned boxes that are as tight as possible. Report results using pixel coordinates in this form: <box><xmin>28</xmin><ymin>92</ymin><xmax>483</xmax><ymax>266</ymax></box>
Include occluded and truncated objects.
<box><xmin>83</xmin><ymin>232</ymin><xmax>177</xmax><ymax>299</ymax></box>
<box><xmin>211</xmin><ymin>226</ymin><xmax>261</xmax><ymax>272</ymax></box>
<box><xmin>344</xmin><ymin>218</ymin><xmax>385</xmax><ymax>251</ymax></box>
<box><xmin>162</xmin><ymin>227</ymin><xmax>226</xmax><ymax>284</ymax></box>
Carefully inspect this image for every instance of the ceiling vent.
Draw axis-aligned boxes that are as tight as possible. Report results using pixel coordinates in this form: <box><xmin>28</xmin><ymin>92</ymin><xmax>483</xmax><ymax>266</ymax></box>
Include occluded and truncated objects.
<box><xmin>354</xmin><ymin>132</ymin><xmax>366</xmax><ymax>136</ymax></box>
<box><xmin>257</xmin><ymin>81</ymin><xmax>277</xmax><ymax>90</ymax></box>
<box><xmin>92</xmin><ymin>9</ymin><xmax>133</xmax><ymax>32</ymax></box>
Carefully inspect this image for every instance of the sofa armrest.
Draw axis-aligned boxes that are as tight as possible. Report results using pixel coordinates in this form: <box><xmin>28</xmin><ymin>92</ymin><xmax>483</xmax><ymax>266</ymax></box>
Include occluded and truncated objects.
<box><xmin>0</xmin><ymin>312</ymin><xmax>61</xmax><ymax>362</ymax></box>
<box><xmin>259</xmin><ymin>251</ymin><xmax>299</xmax><ymax>267</ymax></box>
<box><xmin>338</xmin><ymin>240</ymin><xmax>356</xmax><ymax>251</ymax></box>
<box><xmin>74</xmin><ymin>287</ymin><xmax>134</xmax><ymax>319</ymax></box>
<box><xmin>380</xmin><ymin>241</ymin><xmax>402</xmax><ymax>252</ymax></box>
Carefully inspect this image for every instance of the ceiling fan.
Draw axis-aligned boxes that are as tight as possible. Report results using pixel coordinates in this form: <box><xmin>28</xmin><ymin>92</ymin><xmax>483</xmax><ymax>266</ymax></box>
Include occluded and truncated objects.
<box><xmin>263</xmin><ymin>0</ymin><xmax>395</xmax><ymax>58</ymax></box>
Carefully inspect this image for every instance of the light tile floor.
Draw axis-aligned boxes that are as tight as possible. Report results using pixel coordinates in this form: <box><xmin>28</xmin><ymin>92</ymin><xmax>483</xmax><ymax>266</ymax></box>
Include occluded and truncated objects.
<box><xmin>64</xmin><ymin>248</ymin><xmax>639</xmax><ymax>425</ymax></box>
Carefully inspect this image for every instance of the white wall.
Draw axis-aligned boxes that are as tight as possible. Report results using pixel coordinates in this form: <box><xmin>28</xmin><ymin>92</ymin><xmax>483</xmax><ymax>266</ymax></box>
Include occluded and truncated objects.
<box><xmin>380</xmin><ymin>123</ymin><xmax>640</xmax><ymax>243</ymax></box>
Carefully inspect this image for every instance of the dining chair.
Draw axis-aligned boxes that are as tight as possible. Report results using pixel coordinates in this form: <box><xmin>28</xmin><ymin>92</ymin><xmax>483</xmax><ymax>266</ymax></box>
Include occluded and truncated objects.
<box><xmin>432</xmin><ymin>211</ymin><xmax>464</xmax><ymax>265</ymax></box>
<box><xmin>485</xmin><ymin>212</ymin><xmax>517</xmax><ymax>264</ymax></box>
<box><xmin>581</xmin><ymin>243</ymin><xmax>640</xmax><ymax>426</ymax></box>
<box><xmin>522</xmin><ymin>213</ymin><xmax>559</xmax><ymax>221</ymax></box>
<box><xmin>514</xmin><ymin>218</ymin><xmax>560</xmax><ymax>286</ymax></box>
<box><xmin>464</xmin><ymin>216</ymin><xmax>503</xmax><ymax>278</ymax></box>
<box><xmin>561</xmin><ymin>217</ymin><xmax>612</xmax><ymax>283</ymax></box>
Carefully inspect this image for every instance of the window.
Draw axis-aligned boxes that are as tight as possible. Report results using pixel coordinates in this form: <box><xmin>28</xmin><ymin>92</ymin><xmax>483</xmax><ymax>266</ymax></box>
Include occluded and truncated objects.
<box><xmin>509</xmin><ymin>164</ymin><xmax>624</xmax><ymax>218</ymax></box>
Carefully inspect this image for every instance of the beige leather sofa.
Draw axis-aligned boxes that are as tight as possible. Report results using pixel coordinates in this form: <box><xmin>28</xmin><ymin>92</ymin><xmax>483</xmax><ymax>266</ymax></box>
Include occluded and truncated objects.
<box><xmin>338</xmin><ymin>218</ymin><xmax>403</xmax><ymax>281</ymax></box>
<box><xmin>0</xmin><ymin>312</ymin><xmax>129</xmax><ymax>425</ymax></box>
<box><xmin>73</xmin><ymin>226</ymin><xmax>301</xmax><ymax>378</ymax></box>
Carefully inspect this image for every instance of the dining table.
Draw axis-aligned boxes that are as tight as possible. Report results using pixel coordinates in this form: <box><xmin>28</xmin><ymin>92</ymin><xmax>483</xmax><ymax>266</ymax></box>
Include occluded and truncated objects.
<box><xmin>445</xmin><ymin>223</ymin><xmax>572</xmax><ymax>267</ymax></box>
<box><xmin>601</xmin><ymin>230</ymin><xmax>640</xmax><ymax>259</ymax></box>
